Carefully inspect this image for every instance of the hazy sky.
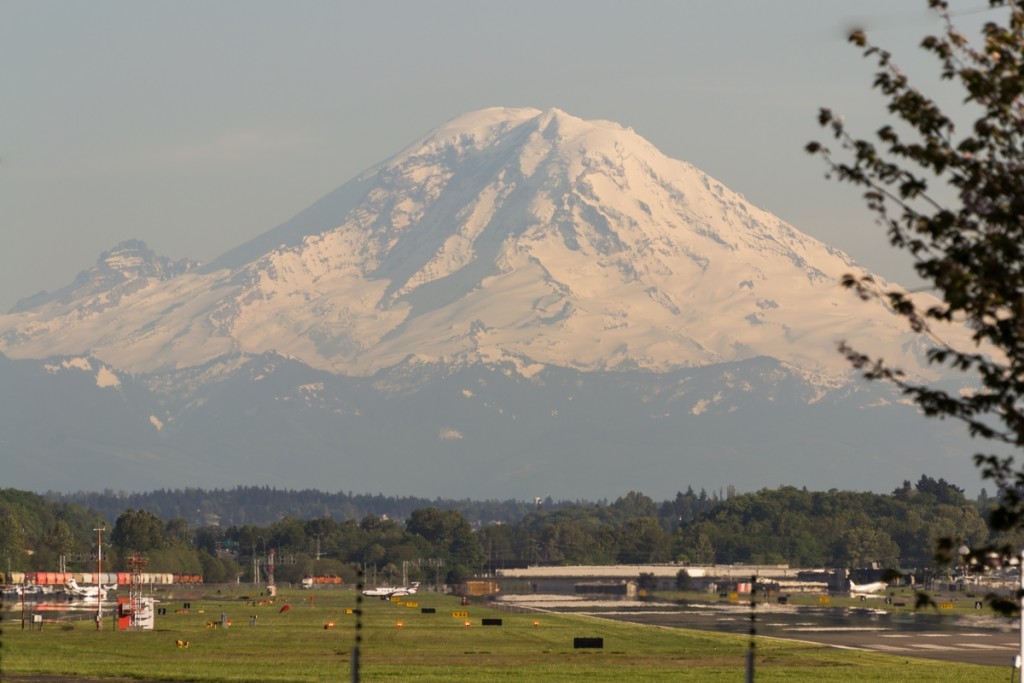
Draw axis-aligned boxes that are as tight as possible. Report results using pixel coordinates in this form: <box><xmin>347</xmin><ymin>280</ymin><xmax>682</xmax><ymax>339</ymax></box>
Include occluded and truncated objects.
<box><xmin>1</xmin><ymin>1</ymin><xmax>992</xmax><ymax>312</ymax></box>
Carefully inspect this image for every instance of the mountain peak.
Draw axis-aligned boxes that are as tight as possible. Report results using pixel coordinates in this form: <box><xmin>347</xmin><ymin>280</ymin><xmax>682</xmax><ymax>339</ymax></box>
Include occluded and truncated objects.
<box><xmin>0</xmin><ymin>108</ymin><xmax>984</xmax><ymax>497</ymax></box>
<box><xmin>387</xmin><ymin>108</ymin><xmax>633</xmax><ymax>171</ymax></box>
<box><xmin>0</xmin><ymin>108</ymin><xmax>967</xmax><ymax>384</ymax></box>
<box><xmin>93</xmin><ymin>239</ymin><xmax>195</xmax><ymax>280</ymax></box>
<box><xmin>10</xmin><ymin>240</ymin><xmax>197</xmax><ymax>314</ymax></box>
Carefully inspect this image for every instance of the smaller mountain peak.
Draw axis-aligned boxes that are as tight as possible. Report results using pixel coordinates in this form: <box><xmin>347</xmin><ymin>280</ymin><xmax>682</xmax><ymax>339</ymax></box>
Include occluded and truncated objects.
<box><xmin>8</xmin><ymin>241</ymin><xmax>198</xmax><ymax>313</ymax></box>
<box><xmin>94</xmin><ymin>240</ymin><xmax>197</xmax><ymax>281</ymax></box>
<box><xmin>98</xmin><ymin>239</ymin><xmax>157</xmax><ymax>270</ymax></box>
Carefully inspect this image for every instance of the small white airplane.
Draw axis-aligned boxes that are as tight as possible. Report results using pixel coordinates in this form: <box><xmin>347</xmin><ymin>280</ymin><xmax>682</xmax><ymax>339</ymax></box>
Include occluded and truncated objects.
<box><xmin>65</xmin><ymin>577</ymin><xmax>116</xmax><ymax>600</ymax></box>
<box><xmin>849</xmin><ymin>579</ymin><xmax>888</xmax><ymax>596</ymax></box>
<box><xmin>362</xmin><ymin>582</ymin><xmax>420</xmax><ymax>600</ymax></box>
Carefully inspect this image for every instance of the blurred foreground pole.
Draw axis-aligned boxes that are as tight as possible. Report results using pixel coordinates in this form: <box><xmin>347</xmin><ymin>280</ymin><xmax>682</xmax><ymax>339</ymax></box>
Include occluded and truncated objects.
<box><xmin>746</xmin><ymin>574</ymin><xmax>755</xmax><ymax>683</ymax></box>
<box><xmin>352</xmin><ymin>570</ymin><xmax>363</xmax><ymax>683</ymax></box>
<box><xmin>1019</xmin><ymin>550</ymin><xmax>1023</xmax><ymax>678</ymax></box>
<box><xmin>94</xmin><ymin>527</ymin><xmax>104</xmax><ymax>631</ymax></box>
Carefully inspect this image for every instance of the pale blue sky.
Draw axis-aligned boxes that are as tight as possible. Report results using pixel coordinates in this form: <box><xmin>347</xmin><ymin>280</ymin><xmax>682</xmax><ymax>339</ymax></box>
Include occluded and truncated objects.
<box><xmin>1</xmin><ymin>1</ymin><xmax>988</xmax><ymax>311</ymax></box>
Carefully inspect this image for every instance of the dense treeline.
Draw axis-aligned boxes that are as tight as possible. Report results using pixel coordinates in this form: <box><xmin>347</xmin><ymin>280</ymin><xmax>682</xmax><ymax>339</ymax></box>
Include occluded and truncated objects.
<box><xmin>0</xmin><ymin>476</ymin><xmax>1002</xmax><ymax>586</ymax></box>
<box><xmin>676</xmin><ymin>483</ymin><xmax>990</xmax><ymax>570</ymax></box>
<box><xmin>0</xmin><ymin>488</ymin><xmax>108</xmax><ymax>574</ymax></box>
<box><xmin>52</xmin><ymin>487</ymin><xmax>555</xmax><ymax>529</ymax></box>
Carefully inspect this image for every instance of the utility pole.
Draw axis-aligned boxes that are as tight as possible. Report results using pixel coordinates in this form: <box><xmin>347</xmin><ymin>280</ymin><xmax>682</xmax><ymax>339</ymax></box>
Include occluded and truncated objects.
<box><xmin>423</xmin><ymin>558</ymin><xmax>445</xmax><ymax>590</ymax></box>
<box><xmin>93</xmin><ymin>527</ymin><xmax>104</xmax><ymax>631</ymax></box>
<box><xmin>267</xmin><ymin>548</ymin><xmax>276</xmax><ymax>588</ymax></box>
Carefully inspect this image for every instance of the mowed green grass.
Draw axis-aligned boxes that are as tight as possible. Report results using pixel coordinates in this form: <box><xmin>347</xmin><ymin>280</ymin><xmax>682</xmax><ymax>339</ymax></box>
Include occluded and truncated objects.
<box><xmin>0</xmin><ymin>587</ymin><xmax>1010</xmax><ymax>682</ymax></box>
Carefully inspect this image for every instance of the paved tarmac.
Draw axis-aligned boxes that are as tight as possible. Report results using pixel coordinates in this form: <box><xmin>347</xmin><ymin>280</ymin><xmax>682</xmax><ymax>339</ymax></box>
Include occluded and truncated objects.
<box><xmin>593</xmin><ymin>607</ymin><xmax>1020</xmax><ymax>667</ymax></box>
<box><xmin>509</xmin><ymin>597</ymin><xmax>1022</xmax><ymax>668</ymax></box>
<box><xmin>773</xmin><ymin>627</ymin><xmax>1019</xmax><ymax>667</ymax></box>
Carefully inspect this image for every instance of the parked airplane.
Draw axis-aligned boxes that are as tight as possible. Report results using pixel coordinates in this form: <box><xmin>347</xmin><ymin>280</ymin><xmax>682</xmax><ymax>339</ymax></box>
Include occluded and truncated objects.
<box><xmin>849</xmin><ymin>579</ymin><xmax>888</xmax><ymax>596</ymax></box>
<box><xmin>362</xmin><ymin>582</ymin><xmax>420</xmax><ymax>600</ymax></box>
<box><xmin>65</xmin><ymin>577</ymin><xmax>116</xmax><ymax>600</ymax></box>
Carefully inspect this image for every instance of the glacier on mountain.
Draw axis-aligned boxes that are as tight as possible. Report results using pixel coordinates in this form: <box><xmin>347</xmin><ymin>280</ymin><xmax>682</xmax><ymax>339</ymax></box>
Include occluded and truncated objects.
<box><xmin>0</xmin><ymin>107</ymin><xmax>986</xmax><ymax>497</ymax></box>
<box><xmin>0</xmin><ymin>108</ymin><xmax>966</xmax><ymax>386</ymax></box>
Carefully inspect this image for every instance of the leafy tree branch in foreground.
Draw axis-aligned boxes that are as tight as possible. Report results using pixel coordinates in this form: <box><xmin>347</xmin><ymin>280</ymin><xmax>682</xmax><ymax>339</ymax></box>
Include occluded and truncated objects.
<box><xmin>808</xmin><ymin>0</ymin><xmax>1024</xmax><ymax>609</ymax></box>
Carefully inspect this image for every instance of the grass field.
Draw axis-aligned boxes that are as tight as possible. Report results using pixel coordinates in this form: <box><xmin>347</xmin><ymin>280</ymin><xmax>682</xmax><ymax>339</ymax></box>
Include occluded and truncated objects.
<box><xmin>0</xmin><ymin>587</ymin><xmax>1012</xmax><ymax>682</ymax></box>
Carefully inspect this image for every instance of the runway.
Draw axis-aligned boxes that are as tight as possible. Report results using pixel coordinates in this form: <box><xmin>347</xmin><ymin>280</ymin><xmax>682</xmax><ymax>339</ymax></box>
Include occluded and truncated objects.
<box><xmin>597</xmin><ymin>607</ymin><xmax>1020</xmax><ymax>667</ymax></box>
<box><xmin>500</xmin><ymin>595</ymin><xmax>1021</xmax><ymax>667</ymax></box>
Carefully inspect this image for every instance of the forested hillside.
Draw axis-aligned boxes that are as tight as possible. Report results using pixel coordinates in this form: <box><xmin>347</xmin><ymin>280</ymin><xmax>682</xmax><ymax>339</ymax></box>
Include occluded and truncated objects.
<box><xmin>0</xmin><ymin>476</ymin><xmax>1001</xmax><ymax>586</ymax></box>
<box><xmin>52</xmin><ymin>487</ymin><xmax>548</xmax><ymax>529</ymax></box>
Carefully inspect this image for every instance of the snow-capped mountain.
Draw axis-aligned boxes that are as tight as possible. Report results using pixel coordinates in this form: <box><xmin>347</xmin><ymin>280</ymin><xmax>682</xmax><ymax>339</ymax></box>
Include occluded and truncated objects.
<box><xmin>0</xmin><ymin>107</ymin><xmax>958</xmax><ymax>380</ymax></box>
<box><xmin>0</xmin><ymin>108</ymin><xmax>981</xmax><ymax>498</ymax></box>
